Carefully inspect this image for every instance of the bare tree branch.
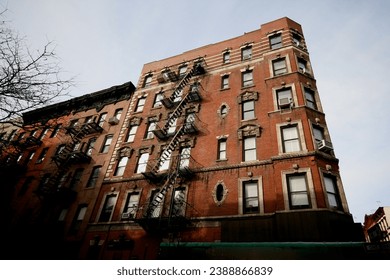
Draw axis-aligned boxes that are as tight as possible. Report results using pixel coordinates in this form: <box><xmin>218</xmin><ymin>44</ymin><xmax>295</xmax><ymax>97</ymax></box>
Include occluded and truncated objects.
<box><xmin>0</xmin><ymin>10</ymin><xmax>74</xmax><ymax>124</ymax></box>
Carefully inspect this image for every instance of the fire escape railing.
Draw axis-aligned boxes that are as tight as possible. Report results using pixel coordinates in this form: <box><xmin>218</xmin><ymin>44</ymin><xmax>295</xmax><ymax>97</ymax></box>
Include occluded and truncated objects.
<box><xmin>134</xmin><ymin>60</ymin><xmax>206</xmax><ymax>232</ymax></box>
<box><xmin>35</xmin><ymin>120</ymin><xmax>103</xmax><ymax>200</ymax></box>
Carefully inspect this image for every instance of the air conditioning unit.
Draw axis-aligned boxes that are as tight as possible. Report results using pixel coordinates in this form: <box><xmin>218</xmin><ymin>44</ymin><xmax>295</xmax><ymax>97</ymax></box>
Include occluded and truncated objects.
<box><xmin>279</xmin><ymin>97</ymin><xmax>292</xmax><ymax>109</ymax></box>
<box><xmin>121</xmin><ymin>212</ymin><xmax>132</xmax><ymax>220</ymax></box>
<box><xmin>108</xmin><ymin>117</ymin><xmax>119</xmax><ymax>125</ymax></box>
<box><xmin>318</xmin><ymin>140</ymin><xmax>333</xmax><ymax>152</ymax></box>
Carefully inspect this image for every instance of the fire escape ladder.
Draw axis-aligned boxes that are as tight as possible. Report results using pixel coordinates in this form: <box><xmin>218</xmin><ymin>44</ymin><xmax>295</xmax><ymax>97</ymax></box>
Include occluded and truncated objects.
<box><xmin>144</xmin><ymin>170</ymin><xmax>180</xmax><ymax>218</ymax></box>
<box><xmin>152</xmin><ymin>126</ymin><xmax>185</xmax><ymax>174</ymax></box>
<box><xmin>166</xmin><ymin>68</ymin><xmax>196</xmax><ymax>105</ymax></box>
<box><xmin>138</xmin><ymin>60</ymin><xmax>205</xmax><ymax>230</ymax></box>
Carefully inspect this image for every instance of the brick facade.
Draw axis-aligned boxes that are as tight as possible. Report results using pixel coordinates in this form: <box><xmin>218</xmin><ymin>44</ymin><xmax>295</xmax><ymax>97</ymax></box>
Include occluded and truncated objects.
<box><xmin>0</xmin><ymin>17</ymin><xmax>363</xmax><ymax>260</ymax></box>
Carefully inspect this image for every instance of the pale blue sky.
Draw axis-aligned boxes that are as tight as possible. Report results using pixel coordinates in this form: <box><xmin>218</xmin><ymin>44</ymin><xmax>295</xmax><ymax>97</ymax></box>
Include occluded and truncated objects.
<box><xmin>2</xmin><ymin>0</ymin><xmax>390</xmax><ymax>223</ymax></box>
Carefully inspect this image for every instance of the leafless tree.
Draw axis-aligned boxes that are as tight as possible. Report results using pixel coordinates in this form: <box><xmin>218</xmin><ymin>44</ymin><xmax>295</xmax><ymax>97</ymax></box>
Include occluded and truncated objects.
<box><xmin>0</xmin><ymin>10</ymin><xmax>74</xmax><ymax>126</ymax></box>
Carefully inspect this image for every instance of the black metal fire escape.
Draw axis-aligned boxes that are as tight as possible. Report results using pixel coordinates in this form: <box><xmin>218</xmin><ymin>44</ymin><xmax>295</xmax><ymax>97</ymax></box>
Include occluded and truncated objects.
<box><xmin>135</xmin><ymin>60</ymin><xmax>205</xmax><ymax>232</ymax></box>
<box><xmin>36</xmin><ymin>121</ymin><xmax>103</xmax><ymax>201</ymax></box>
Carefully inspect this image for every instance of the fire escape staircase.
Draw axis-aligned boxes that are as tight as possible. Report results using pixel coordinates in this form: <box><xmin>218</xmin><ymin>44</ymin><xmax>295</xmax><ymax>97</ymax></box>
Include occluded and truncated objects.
<box><xmin>136</xmin><ymin>61</ymin><xmax>205</xmax><ymax>232</ymax></box>
<box><xmin>36</xmin><ymin>122</ymin><xmax>102</xmax><ymax>200</ymax></box>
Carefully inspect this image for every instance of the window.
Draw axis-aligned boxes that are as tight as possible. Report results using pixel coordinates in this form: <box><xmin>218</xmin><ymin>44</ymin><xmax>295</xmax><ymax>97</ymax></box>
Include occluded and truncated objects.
<box><xmin>276</xmin><ymin>87</ymin><xmax>292</xmax><ymax>109</ymax></box>
<box><xmin>85</xmin><ymin>116</ymin><xmax>93</xmax><ymax>124</ymax></box>
<box><xmin>69</xmin><ymin>119</ymin><xmax>79</xmax><ymax>128</ymax></box>
<box><xmin>98</xmin><ymin>113</ymin><xmax>107</xmax><ymax>127</ymax></box>
<box><xmin>123</xmin><ymin>192</ymin><xmax>140</xmax><ymax>219</ymax></box>
<box><xmin>217</xmin><ymin>138</ymin><xmax>227</xmax><ymax>160</ymax></box>
<box><xmin>178</xmin><ymin>65</ymin><xmax>187</xmax><ymax>77</ymax></box>
<box><xmin>142</xmin><ymin>74</ymin><xmax>152</xmax><ymax>88</ymax></box>
<box><xmin>114</xmin><ymin>157</ymin><xmax>128</xmax><ymax>176</ymax></box>
<box><xmin>17</xmin><ymin>132</ymin><xmax>26</xmax><ymax>140</ymax></box>
<box><xmin>180</xmin><ymin>147</ymin><xmax>191</xmax><ymax>168</ymax></box>
<box><xmin>221</xmin><ymin>75</ymin><xmax>229</xmax><ymax>89</ymax></box>
<box><xmin>145</xmin><ymin>121</ymin><xmax>157</xmax><ymax>139</ymax></box>
<box><xmin>298</xmin><ymin>57</ymin><xmax>309</xmax><ymax>74</ymax></box>
<box><xmin>50</xmin><ymin>124</ymin><xmax>61</xmax><ymax>138</ymax></box>
<box><xmin>216</xmin><ymin>184</ymin><xmax>225</xmax><ymax>203</ymax></box>
<box><xmin>159</xmin><ymin>149</ymin><xmax>171</xmax><ymax>171</ymax></box>
<box><xmin>55</xmin><ymin>144</ymin><xmax>66</xmax><ymax>156</ymax></box>
<box><xmin>272</xmin><ymin>58</ymin><xmax>287</xmax><ymax>76</ymax></box>
<box><xmin>148</xmin><ymin>189</ymin><xmax>163</xmax><ymax>217</ymax></box>
<box><xmin>153</xmin><ymin>92</ymin><xmax>164</xmax><ymax>108</ymax></box>
<box><xmin>58</xmin><ymin>208</ymin><xmax>68</xmax><ymax>222</ymax></box>
<box><xmin>243</xmin><ymin>136</ymin><xmax>257</xmax><ymax>161</ymax></box>
<box><xmin>241</xmin><ymin>46</ymin><xmax>252</xmax><ymax>60</ymax></box>
<box><xmin>27</xmin><ymin>151</ymin><xmax>35</xmax><ymax>162</ymax></box>
<box><xmin>172</xmin><ymin>187</ymin><xmax>186</xmax><ymax>217</ymax></box>
<box><xmin>269</xmin><ymin>33</ymin><xmax>282</xmax><ymax>49</ymax></box>
<box><xmin>86</xmin><ymin>166</ymin><xmax>101</xmax><ymax>188</ymax></box>
<box><xmin>99</xmin><ymin>194</ymin><xmax>117</xmax><ymax>222</ymax></box>
<box><xmin>114</xmin><ymin>108</ymin><xmax>123</xmax><ymax>120</ymax></box>
<box><xmin>136</xmin><ymin>152</ymin><xmax>149</xmax><ymax>173</ymax></box>
<box><xmin>304</xmin><ymin>88</ymin><xmax>317</xmax><ymax>110</ymax></box>
<box><xmin>184</xmin><ymin>112</ymin><xmax>196</xmax><ymax>131</ymax></box>
<box><xmin>167</xmin><ymin>114</ymin><xmax>177</xmax><ymax>135</ymax></box>
<box><xmin>243</xmin><ymin>181</ymin><xmax>259</xmax><ymax>214</ymax></box>
<box><xmin>69</xmin><ymin>168</ymin><xmax>83</xmax><ymax>190</ymax></box>
<box><xmin>135</xmin><ymin>97</ymin><xmax>146</xmax><ymax>112</ymax></box>
<box><xmin>72</xmin><ymin>142</ymin><xmax>81</xmax><ymax>151</ymax></box>
<box><xmin>36</xmin><ymin>148</ymin><xmax>49</xmax><ymax>164</ymax></box>
<box><xmin>38</xmin><ymin>173</ymin><xmax>51</xmax><ymax>191</ymax></box>
<box><xmin>38</xmin><ymin>128</ymin><xmax>48</xmax><ymax>140</ymax></box>
<box><xmin>126</xmin><ymin>125</ymin><xmax>138</xmax><ymax>142</ymax></box>
<box><xmin>323</xmin><ymin>175</ymin><xmax>342</xmax><ymax>210</ymax></box>
<box><xmin>173</xmin><ymin>89</ymin><xmax>183</xmax><ymax>103</ymax></box>
<box><xmin>287</xmin><ymin>174</ymin><xmax>310</xmax><ymax>209</ymax></box>
<box><xmin>223</xmin><ymin>52</ymin><xmax>230</xmax><ymax>63</ymax></box>
<box><xmin>242</xmin><ymin>100</ymin><xmax>255</xmax><ymax>120</ymax></box>
<box><xmin>220</xmin><ymin>105</ymin><xmax>228</xmax><ymax>117</ymax></box>
<box><xmin>292</xmin><ymin>33</ymin><xmax>302</xmax><ymax>47</ymax></box>
<box><xmin>312</xmin><ymin>126</ymin><xmax>324</xmax><ymax>148</ymax></box>
<box><xmin>86</xmin><ymin>138</ymin><xmax>96</xmax><ymax>156</ymax></box>
<box><xmin>281</xmin><ymin>125</ymin><xmax>301</xmax><ymax>153</ymax></box>
<box><xmin>8</xmin><ymin>129</ymin><xmax>17</xmax><ymax>141</ymax></box>
<box><xmin>70</xmin><ymin>205</ymin><xmax>87</xmax><ymax>233</ymax></box>
<box><xmin>57</xmin><ymin>173</ymin><xmax>69</xmax><ymax>189</ymax></box>
<box><xmin>100</xmin><ymin>134</ymin><xmax>113</xmax><ymax>153</ymax></box>
<box><xmin>242</xmin><ymin>70</ymin><xmax>253</xmax><ymax>87</ymax></box>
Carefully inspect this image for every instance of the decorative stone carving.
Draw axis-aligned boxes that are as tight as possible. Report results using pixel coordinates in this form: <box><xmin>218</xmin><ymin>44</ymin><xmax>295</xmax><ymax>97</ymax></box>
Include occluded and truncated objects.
<box><xmin>238</xmin><ymin>125</ymin><xmax>261</xmax><ymax>140</ymax></box>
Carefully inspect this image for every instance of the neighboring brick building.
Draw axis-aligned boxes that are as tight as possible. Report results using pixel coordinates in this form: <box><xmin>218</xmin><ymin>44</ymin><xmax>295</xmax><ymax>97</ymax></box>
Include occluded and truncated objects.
<box><xmin>0</xmin><ymin>82</ymin><xmax>135</xmax><ymax>259</ymax></box>
<box><xmin>363</xmin><ymin>207</ymin><xmax>390</xmax><ymax>243</ymax></box>
<box><xmin>1</xmin><ymin>17</ymin><xmax>363</xmax><ymax>260</ymax></box>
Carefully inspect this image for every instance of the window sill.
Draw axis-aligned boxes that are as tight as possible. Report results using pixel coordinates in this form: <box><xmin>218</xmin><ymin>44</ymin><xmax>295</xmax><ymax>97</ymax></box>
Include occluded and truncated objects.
<box><xmin>241</xmin><ymin>118</ymin><xmax>258</xmax><ymax>123</ymax></box>
<box><xmin>241</xmin><ymin>84</ymin><xmax>255</xmax><ymax>90</ymax></box>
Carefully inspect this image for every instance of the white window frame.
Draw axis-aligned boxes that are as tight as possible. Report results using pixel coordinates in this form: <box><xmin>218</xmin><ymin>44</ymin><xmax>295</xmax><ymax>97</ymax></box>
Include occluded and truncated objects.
<box><xmin>281</xmin><ymin>168</ymin><xmax>317</xmax><ymax>210</ymax></box>
<box><xmin>114</xmin><ymin>156</ymin><xmax>128</xmax><ymax>177</ymax></box>
<box><xmin>126</xmin><ymin>125</ymin><xmax>138</xmax><ymax>143</ymax></box>
<box><xmin>238</xmin><ymin>177</ymin><xmax>263</xmax><ymax>215</ymax></box>
<box><xmin>136</xmin><ymin>152</ymin><xmax>149</xmax><ymax>174</ymax></box>
<box><xmin>98</xmin><ymin>192</ymin><xmax>118</xmax><ymax>222</ymax></box>
<box><xmin>276</xmin><ymin>120</ymin><xmax>307</xmax><ymax>155</ymax></box>
<box><xmin>243</xmin><ymin>136</ymin><xmax>257</xmax><ymax>162</ymax></box>
<box><xmin>272</xmin><ymin>84</ymin><xmax>297</xmax><ymax>111</ymax></box>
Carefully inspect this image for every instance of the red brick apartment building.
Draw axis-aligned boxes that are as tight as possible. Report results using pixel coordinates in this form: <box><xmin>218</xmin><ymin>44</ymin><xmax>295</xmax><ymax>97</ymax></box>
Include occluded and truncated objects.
<box><xmin>1</xmin><ymin>17</ymin><xmax>365</xmax><ymax>260</ymax></box>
